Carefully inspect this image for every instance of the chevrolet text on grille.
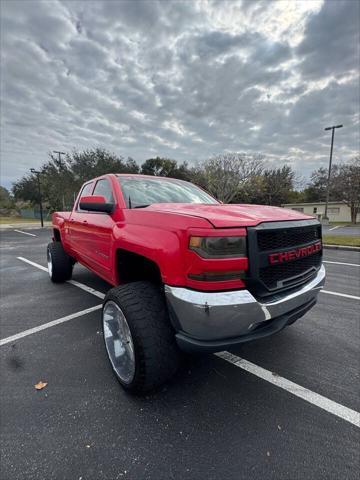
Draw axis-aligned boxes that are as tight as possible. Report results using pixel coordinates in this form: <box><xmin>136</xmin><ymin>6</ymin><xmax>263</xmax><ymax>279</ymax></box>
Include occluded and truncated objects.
<box><xmin>268</xmin><ymin>241</ymin><xmax>322</xmax><ymax>265</ymax></box>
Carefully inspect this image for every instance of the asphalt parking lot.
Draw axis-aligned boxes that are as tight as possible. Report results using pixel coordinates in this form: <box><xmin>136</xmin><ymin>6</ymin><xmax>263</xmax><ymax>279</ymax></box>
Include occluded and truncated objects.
<box><xmin>0</xmin><ymin>228</ymin><xmax>359</xmax><ymax>480</ymax></box>
<box><xmin>322</xmin><ymin>224</ymin><xmax>360</xmax><ymax>237</ymax></box>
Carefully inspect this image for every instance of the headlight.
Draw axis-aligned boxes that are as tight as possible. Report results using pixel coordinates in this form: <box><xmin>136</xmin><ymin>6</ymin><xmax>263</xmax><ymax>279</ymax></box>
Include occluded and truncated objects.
<box><xmin>189</xmin><ymin>236</ymin><xmax>247</xmax><ymax>258</ymax></box>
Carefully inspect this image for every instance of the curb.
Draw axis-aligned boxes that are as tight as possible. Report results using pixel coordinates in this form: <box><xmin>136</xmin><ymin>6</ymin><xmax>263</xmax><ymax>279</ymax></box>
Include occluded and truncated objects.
<box><xmin>324</xmin><ymin>244</ymin><xmax>360</xmax><ymax>252</ymax></box>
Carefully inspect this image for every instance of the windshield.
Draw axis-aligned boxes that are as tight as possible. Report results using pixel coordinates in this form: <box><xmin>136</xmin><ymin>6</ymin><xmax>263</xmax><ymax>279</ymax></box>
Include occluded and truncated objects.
<box><xmin>118</xmin><ymin>177</ymin><xmax>218</xmax><ymax>208</ymax></box>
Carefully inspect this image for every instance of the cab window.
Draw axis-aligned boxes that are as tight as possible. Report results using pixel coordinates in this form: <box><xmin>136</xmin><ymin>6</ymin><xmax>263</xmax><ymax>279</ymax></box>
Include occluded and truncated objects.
<box><xmin>93</xmin><ymin>179</ymin><xmax>114</xmax><ymax>204</ymax></box>
<box><xmin>76</xmin><ymin>182</ymin><xmax>94</xmax><ymax>211</ymax></box>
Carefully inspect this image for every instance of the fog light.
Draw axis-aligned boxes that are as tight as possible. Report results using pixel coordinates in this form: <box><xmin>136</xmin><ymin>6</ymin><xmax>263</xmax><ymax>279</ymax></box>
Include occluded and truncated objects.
<box><xmin>188</xmin><ymin>270</ymin><xmax>245</xmax><ymax>281</ymax></box>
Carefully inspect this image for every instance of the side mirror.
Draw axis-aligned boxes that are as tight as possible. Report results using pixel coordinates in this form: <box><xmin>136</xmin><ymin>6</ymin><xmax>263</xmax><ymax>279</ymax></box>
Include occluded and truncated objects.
<box><xmin>79</xmin><ymin>195</ymin><xmax>114</xmax><ymax>213</ymax></box>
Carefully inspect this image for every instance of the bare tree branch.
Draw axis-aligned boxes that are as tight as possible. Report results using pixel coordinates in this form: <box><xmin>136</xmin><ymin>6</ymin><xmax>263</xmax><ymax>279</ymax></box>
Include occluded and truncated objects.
<box><xmin>202</xmin><ymin>152</ymin><xmax>264</xmax><ymax>203</ymax></box>
<box><xmin>337</xmin><ymin>156</ymin><xmax>360</xmax><ymax>224</ymax></box>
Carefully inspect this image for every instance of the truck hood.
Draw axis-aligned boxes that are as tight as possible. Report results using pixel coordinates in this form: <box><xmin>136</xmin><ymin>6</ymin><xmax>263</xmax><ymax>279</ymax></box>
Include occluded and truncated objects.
<box><xmin>146</xmin><ymin>203</ymin><xmax>313</xmax><ymax>228</ymax></box>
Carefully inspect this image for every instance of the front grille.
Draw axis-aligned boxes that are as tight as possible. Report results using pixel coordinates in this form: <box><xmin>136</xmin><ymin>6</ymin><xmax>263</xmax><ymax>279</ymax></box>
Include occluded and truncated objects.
<box><xmin>257</xmin><ymin>224</ymin><xmax>321</xmax><ymax>251</ymax></box>
<box><xmin>247</xmin><ymin>220</ymin><xmax>323</xmax><ymax>297</ymax></box>
<box><xmin>259</xmin><ymin>251</ymin><xmax>322</xmax><ymax>291</ymax></box>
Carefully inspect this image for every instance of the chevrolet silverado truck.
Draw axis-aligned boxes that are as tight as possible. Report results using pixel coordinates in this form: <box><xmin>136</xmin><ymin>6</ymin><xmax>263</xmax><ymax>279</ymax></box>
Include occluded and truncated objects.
<box><xmin>48</xmin><ymin>174</ymin><xmax>325</xmax><ymax>393</ymax></box>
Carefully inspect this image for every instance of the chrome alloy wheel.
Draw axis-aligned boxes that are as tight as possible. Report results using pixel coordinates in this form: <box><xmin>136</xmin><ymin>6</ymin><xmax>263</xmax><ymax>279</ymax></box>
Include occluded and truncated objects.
<box><xmin>47</xmin><ymin>248</ymin><xmax>53</xmax><ymax>278</ymax></box>
<box><xmin>103</xmin><ymin>301</ymin><xmax>136</xmax><ymax>384</ymax></box>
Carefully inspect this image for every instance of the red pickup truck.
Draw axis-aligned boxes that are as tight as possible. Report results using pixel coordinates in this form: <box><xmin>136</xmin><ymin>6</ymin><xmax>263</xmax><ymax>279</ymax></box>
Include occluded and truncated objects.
<box><xmin>49</xmin><ymin>174</ymin><xmax>325</xmax><ymax>393</ymax></box>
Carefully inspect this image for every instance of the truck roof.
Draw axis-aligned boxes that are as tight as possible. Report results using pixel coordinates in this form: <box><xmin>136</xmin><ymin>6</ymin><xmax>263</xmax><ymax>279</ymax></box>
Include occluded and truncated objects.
<box><xmin>115</xmin><ymin>174</ymin><xmax>188</xmax><ymax>181</ymax></box>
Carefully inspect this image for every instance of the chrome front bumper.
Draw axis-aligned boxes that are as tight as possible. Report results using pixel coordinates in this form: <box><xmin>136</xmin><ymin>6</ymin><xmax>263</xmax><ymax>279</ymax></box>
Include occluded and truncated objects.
<box><xmin>165</xmin><ymin>265</ymin><xmax>325</xmax><ymax>352</ymax></box>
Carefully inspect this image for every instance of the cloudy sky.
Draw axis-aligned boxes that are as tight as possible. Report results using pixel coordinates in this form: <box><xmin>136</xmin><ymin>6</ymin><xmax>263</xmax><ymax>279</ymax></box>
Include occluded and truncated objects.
<box><xmin>1</xmin><ymin>0</ymin><xmax>359</xmax><ymax>188</ymax></box>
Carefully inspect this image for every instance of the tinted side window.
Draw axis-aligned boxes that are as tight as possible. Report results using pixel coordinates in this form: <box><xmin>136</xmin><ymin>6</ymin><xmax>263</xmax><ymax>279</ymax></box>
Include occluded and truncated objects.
<box><xmin>77</xmin><ymin>182</ymin><xmax>94</xmax><ymax>211</ymax></box>
<box><xmin>93</xmin><ymin>179</ymin><xmax>114</xmax><ymax>203</ymax></box>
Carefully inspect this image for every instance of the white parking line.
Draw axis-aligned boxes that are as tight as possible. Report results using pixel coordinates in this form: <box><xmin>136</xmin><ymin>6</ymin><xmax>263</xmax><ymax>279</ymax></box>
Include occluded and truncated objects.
<box><xmin>17</xmin><ymin>257</ymin><xmax>48</xmax><ymax>272</ymax></box>
<box><xmin>328</xmin><ymin>226</ymin><xmax>341</xmax><ymax>231</ymax></box>
<box><xmin>322</xmin><ymin>290</ymin><xmax>360</xmax><ymax>301</ymax></box>
<box><xmin>68</xmin><ymin>279</ymin><xmax>105</xmax><ymax>299</ymax></box>
<box><xmin>323</xmin><ymin>260</ymin><xmax>360</xmax><ymax>267</ymax></box>
<box><xmin>14</xmin><ymin>230</ymin><xmax>36</xmax><ymax>237</ymax></box>
<box><xmin>216</xmin><ymin>351</ymin><xmax>360</xmax><ymax>428</ymax></box>
<box><xmin>17</xmin><ymin>257</ymin><xmax>105</xmax><ymax>299</ymax></box>
<box><xmin>14</xmin><ymin>255</ymin><xmax>360</xmax><ymax>426</ymax></box>
<box><xmin>0</xmin><ymin>305</ymin><xmax>102</xmax><ymax>346</ymax></box>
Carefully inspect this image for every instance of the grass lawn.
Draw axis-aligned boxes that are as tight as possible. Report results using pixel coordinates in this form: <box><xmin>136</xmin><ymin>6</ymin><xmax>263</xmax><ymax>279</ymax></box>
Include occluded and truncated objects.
<box><xmin>323</xmin><ymin>235</ymin><xmax>360</xmax><ymax>247</ymax></box>
<box><xmin>0</xmin><ymin>216</ymin><xmax>40</xmax><ymax>224</ymax></box>
<box><xmin>327</xmin><ymin>222</ymin><xmax>350</xmax><ymax>226</ymax></box>
<box><xmin>327</xmin><ymin>222</ymin><xmax>359</xmax><ymax>227</ymax></box>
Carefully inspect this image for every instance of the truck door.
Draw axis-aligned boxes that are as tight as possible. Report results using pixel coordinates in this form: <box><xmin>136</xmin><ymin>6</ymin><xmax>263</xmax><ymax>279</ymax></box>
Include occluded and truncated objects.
<box><xmin>67</xmin><ymin>181</ymin><xmax>95</xmax><ymax>259</ymax></box>
<box><xmin>80</xmin><ymin>178</ymin><xmax>115</xmax><ymax>276</ymax></box>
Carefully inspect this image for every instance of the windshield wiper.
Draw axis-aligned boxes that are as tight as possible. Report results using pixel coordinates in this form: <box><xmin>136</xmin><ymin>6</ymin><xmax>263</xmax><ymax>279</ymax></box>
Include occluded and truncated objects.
<box><xmin>128</xmin><ymin>195</ymin><xmax>149</xmax><ymax>209</ymax></box>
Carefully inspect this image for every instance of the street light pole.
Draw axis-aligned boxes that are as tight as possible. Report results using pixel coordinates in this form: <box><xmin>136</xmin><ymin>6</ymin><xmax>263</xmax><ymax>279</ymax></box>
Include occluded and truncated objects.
<box><xmin>323</xmin><ymin>124</ymin><xmax>343</xmax><ymax>221</ymax></box>
<box><xmin>30</xmin><ymin>168</ymin><xmax>44</xmax><ymax>228</ymax></box>
<box><xmin>53</xmin><ymin>151</ymin><xmax>66</xmax><ymax>209</ymax></box>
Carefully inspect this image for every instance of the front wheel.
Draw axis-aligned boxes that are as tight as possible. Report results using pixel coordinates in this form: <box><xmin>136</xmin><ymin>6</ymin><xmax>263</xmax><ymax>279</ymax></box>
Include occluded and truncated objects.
<box><xmin>47</xmin><ymin>242</ymin><xmax>73</xmax><ymax>283</ymax></box>
<box><xmin>102</xmin><ymin>281</ymin><xmax>180</xmax><ymax>393</ymax></box>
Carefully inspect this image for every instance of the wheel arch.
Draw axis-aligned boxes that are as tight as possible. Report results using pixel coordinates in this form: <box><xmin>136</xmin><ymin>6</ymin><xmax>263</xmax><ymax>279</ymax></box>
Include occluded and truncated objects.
<box><xmin>53</xmin><ymin>228</ymin><xmax>61</xmax><ymax>242</ymax></box>
<box><xmin>115</xmin><ymin>248</ymin><xmax>163</xmax><ymax>285</ymax></box>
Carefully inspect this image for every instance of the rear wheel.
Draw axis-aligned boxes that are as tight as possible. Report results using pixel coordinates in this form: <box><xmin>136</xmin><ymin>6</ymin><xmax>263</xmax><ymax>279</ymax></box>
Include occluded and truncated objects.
<box><xmin>102</xmin><ymin>281</ymin><xmax>180</xmax><ymax>393</ymax></box>
<box><xmin>47</xmin><ymin>242</ymin><xmax>73</xmax><ymax>283</ymax></box>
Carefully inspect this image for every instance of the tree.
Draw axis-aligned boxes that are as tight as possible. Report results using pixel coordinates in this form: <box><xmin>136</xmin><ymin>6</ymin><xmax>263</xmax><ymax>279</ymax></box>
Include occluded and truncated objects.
<box><xmin>303</xmin><ymin>158</ymin><xmax>360</xmax><ymax>223</ymax></box>
<box><xmin>172</xmin><ymin>161</ymin><xmax>193</xmax><ymax>181</ymax></box>
<box><xmin>261</xmin><ymin>166</ymin><xmax>295</xmax><ymax>206</ymax></box>
<box><xmin>286</xmin><ymin>189</ymin><xmax>306</xmax><ymax>204</ymax></box>
<box><xmin>336</xmin><ymin>157</ymin><xmax>360</xmax><ymax>224</ymax></box>
<box><xmin>187</xmin><ymin>166</ymin><xmax>210</xmax><ymax>190</ymax></box>
<box><xmin>201</xmin><ymin>152</ymin><xmax>264</xmax><ymax>203</ymax></box>
<box><xmin>70</xmin><ymin>148</ymin><xmax>138</xmax><ymax>184</ymax></box>
<box><xmin>12</xmin><ymin>148</ymin><xmax>140</xmax><ymax>212</ymax></box>
<box><xmin>12</xmin><ymin>174</ymin><xmax>40</xmax><ymax>205</ymax></box>
<box><xmin>37</xmin><ymin>153</ymin><xmax>76</xmax><ymax>211</ymax></box>
<box><xmin>0</xmin><ymin>186</ymin><xmax>14</xmax><ymax>208</ymax></box>
<box><xmin>141</xmin><ymin>157</ymin><xmax>192</xmax><ymax>181</ymax></box>
<box><xmin>233</xmin><ymin>166</ymin><xmax>297</xmax><ymax>205</ymax></box>
<box><xmin>303</xmin><ymin>165</ymin><xmax>340</xmax><ymax>202</ymax></box>
<box><xmin>234</xmin><ymin>175</ymin><xmax>264</xmax><ymax>204</ymax></box>
<box><xmin>141</xmin><ymin>157</ymin><xmax>177</xmax><ymax>176</ymax></box>
<box><xmin>124</xmin><ymin>157</ymin><xmax>140</xmax><ymax>174</ymax></box>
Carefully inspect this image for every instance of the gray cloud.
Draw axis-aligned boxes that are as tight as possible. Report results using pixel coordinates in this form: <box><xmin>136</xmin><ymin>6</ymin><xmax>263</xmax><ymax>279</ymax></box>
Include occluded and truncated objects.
<box><xmin>297</xmin><ymin>0</ymin><xmax>359</xmax><ymax>80</ymax></box>
<box><xmin>1</xmin><ymin>0</ymin><xmax>359</xmax><ymax>188</ymax></box>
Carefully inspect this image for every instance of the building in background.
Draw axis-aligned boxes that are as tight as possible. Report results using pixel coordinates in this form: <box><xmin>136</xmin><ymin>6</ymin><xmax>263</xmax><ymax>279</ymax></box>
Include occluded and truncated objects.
<box><xmin>282</xmin><ymin>201</ymin><xmax>359</xmax><ymax>223</ymax></box>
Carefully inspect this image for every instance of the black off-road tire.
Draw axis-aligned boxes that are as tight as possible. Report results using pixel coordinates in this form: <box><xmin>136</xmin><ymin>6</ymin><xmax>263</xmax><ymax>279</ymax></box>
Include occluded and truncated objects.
<box><xmin>102</xmin><ymin>281</ymin><xmax>181</xmax><ymax>394</ymax></box>
<box><xmin>47</xmin><ymin>242</ymin><xmax>73</xmax><ymax>283</ymax></box>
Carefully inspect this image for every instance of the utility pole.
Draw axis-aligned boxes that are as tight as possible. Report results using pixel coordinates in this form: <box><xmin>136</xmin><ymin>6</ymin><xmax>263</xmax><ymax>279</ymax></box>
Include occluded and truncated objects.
<box><xmin>53</xmin><ymin>150</ymin><xmax>66</xmax><ymax>165</ymax></box>
<box><xmin>323</xmin><ymin>124</ymin><xmax>343</xmax><ymax>221</ymax></box>
<box><xmin>53</xmin><ymin>151</ymin><xmax>66</xmax><ymax>209</ymax></box>
<box><xmin>30</xmin><ymin>168</ymin><xmax>44</xmax><ymax>228</ymax></box>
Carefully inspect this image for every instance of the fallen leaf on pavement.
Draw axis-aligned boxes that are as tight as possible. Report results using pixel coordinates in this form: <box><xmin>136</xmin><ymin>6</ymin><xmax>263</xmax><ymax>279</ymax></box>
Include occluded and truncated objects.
<box><xmin>34</xmin><ymin>381</ymin><xmax>48</xmax><ymax>390</ymax></box>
